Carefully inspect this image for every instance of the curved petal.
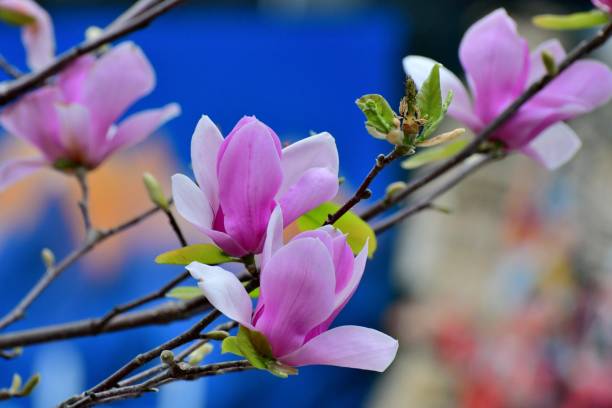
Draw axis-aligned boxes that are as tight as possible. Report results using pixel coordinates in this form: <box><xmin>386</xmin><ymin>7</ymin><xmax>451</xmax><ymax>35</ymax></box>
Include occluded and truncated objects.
<box><xmin>255</xmin><ymin>238</ymin><xmax>336</xmax><ymax>357</ymax></box>
<box><xmin>217</xmin><ymin>119</ymin><xmax>283</xmax><ymax>253</ymax></box>
<box><xmin>402</xmin><ymin>55</ymin><xmax>481</xmax><ymax>130</ymax></box>
<box><xmin>98</xmin><ymin>103</ymin><xmax>180</xmax><ymax>164</ymax></box>
<box><xmin>0</xmin><ymin>86</ymin><xmax>63</xmax><ymax>159</ymax></box>
<box><xmin>0</xmin><ymin>156</ymin><xmax>47</xmax><ymax>192</ymax></box>
<box><xmin>171</xmin><ymin>174</ymin><xmax>214</xmax><ymax>231</ymax></box>
<box><xmin>191</xmin><ymin>115</ymin><xmax>223</xmax><ymax>213</ymax></box>
<box><xmin>81</xmin><ymin>42</ymin><xmax>155</xmax><ymax>143</ymax></box>
<box><xmin>55</xmin><ymin>103</ymin><xmax>92</xmax><ymax>163</ymax></box>
<box><xmin>594</xmin><ymin>0</ymin><xmax>612</xmax><ymax>12</ymax></box>
<box><xmin>57</xmin><ymin>55</ymin><xmax>96</xmax><ymax>103</ymax></box>
<box><xmin>498</xmin><ymin>60</ymin><xmax>612</xmax><ymax>148</ymax></box>
<box><xmin>278</xmin><ymin>167</ymin><xmax>338</xmax><ymax>225</ymax></box>
<box><xmin>261</xmin><ymin>205</ymin><xmax>284</xmax><ymax>268</ymax></box>
<box><xmin>0</xmin><ymin>0</ymin><xmax>55</xmax><ymax>70</ymax></box>
<box><xmin>527</xmin><ymin>39</ymin><xmax>566</xmax><ymax>86</ymax></box>
<box><xmin>520</xmin><ymin>122</ymin><xmax>581</xmax><ymax>170</ymax></box>
<box><xmin>186</xmin><ymin>262</ymin><xmax>253</xmax><ymax>327</ymax></box>
<box><xmin>459</xmin><ymin>8</ymin><xmax>529</xmax><ymax>122</ymax></box>
<box><xmin>280</xmin><ymin>325</ymin><xmax>399</xmax><ymax>372</ymax></box>
<box><xmin>278</xmin><ymin>132</ymin><xmax>339</xmax><ymax>197</ymax></box>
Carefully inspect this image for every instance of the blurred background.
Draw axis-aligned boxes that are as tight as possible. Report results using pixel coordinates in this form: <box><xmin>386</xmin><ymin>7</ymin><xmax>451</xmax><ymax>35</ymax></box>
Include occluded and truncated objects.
<box><xmin>1</xmin><ymin>0</ymin><xmax>611</xmax><ymax>407</ymax></box>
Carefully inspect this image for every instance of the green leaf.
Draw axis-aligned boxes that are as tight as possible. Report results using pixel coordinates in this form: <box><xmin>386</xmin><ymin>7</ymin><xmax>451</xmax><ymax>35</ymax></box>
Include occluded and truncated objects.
<box><xmin>0</xmin><ymin>8</ymin><xmax>36</xmax><ymax>26</ymax></box>
<box><xmin>19</xmin><ymin>374</ymin><xmax>40</xmax><ymax>396</ymax></box>
<box><xmin>296</xmin><ymin>202</ymin><xmax>377</xmax><ymax>258</ymax></box>
<box><xmin>221</xmin><ymin>326</ymin><xmax>270</xmax><ymax>370</ymax></box>
<box><xmin>401</xmin><ymin>139</ymin><xmax>468</xmax><ymax>170</ymax></box>
<box><xmin>416</xmin><ymin>65</ymin><xmax>454</xmax><ymax>141</ymax></box>
<box><xmin>533</xmin><ymin>10</ymin><xmax>609</xmax><ymax>30</ymax></box>
<box><xmin>155</xmin><ymin>244</ymin><xmax>235</xmax><ymax>265</ymax></box>
<box><xmin>165</xmin><ymin>286</ymin><xmax>202</xmax><ymax>301</ymax></box>
<box><xmin>249</xmin><ymin>287</ymin><xmax>260</xmax><ymax>299</ymax></box>
<box><xmin>265</xmin><ymin>360</ymin><xmax>298</xmax><ymax>378</ymax></box>
<box><xmin>355</xmin><ymin>94</ymin><xmax>399</xmax><ymax>139</ymax></box>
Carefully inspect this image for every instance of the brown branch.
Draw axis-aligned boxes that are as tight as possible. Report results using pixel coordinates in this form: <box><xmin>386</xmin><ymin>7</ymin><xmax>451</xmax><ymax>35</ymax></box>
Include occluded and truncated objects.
<box><xmin>372</xmin><ymin>153</ymin><xmax>498</xmax><ymax>234</ymax></box>
<box><xmin>325</xmin><ymin>146</ymin><xmax>406</xmax><ymax>225</ymax></box>
<box><xmin>0</xmin><ymin>0</ymin><xmax>185</xmax><ymax>106</ymax></box>
<box><xmin>0</xmin><ymin>205</ymin><xmax>163</xmax><ymax>331</ymax></box>
<box><xmin>360</xmin><ymin>22</ymin><xmax>612</xmax><ymax>221</ymax></box>
<box><xmin>0</xmin><ymin>55</ymin><xmax>22</xmax><ymax>79</ymax></box>
<box><xmin>75</xmin><ymin>169</ymin><xmax>93</xmax><ymax>234</ymax></box>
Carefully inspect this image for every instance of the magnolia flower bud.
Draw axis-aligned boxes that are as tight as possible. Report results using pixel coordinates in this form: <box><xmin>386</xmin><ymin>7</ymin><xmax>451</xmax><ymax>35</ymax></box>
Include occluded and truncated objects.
<box><xmin>187</xmin><ymin>343</ymin><xmax>214</xmax><ymax>366</ymax></box>
<box><xmin>143</xmin><ymin>173</ymin><xmax>169</xmax><ymax>211</ymax></box>
<box><xmin>385</xmin><ymin>181</ymin><xmax>407</xmax><ymax>200</ymax></box>
<box><xmin>41</xmin><ymin>248</ymin><xmax>55</xmax><ymax>268</ymax></box>
<box><xmin>541</xmin><ymin>50</ymin><xmax>557</xmax><ymax>75</ymax></box>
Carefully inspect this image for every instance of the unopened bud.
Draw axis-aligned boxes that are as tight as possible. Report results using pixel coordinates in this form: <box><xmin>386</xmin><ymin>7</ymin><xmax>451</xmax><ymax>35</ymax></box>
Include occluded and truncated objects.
<box><xmin>187</xmin><ymin>343</ymin><xmax>214</xmax><ymax>366</ymax></box>
<box><xmin>386</xmin><ymin>129</ymin><xmax>404</xmax><ymax>146</ymax></box>
<box><xmin>10</xmin><ymin>374</ymin><xmax>22</xmax><ymax>393</ymax></box>
<box><xmin>19</xmin><ymin>374</ymin><xmax>40</xmax><ymax>396</ymax></box>
<box><xmin>204</xmin><ymin>330</ymin><xmax>230</xmax><ymax>341</ymax></box>
<box><xmin>386</xmin><ymin>181</ymin><xmax>407</xmax><ymax>199</ymax></box>
<box><xmin>541</xmin><ymin>51</ymin><xmax>557</xmax><ymax>76</ymax></box>
<box><xmin>160</xmin><ymin>350</ymin><xmax>175</xmax><ymax>365</ymax></box>
<box><xmin>143</xmin><ymin>173</ymin><xmax>169</xmax><ymax>210</ymax></box>
<box><xmin>41</xmin><ymin>248</ymin><xmax>55</xmax><ymax>268</ymax></box>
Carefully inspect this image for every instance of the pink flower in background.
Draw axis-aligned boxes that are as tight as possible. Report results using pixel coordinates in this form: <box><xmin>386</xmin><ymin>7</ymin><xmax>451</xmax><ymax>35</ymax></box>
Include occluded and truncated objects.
<box><xmin>0</xmin><ymin>0</ymin><xmax>54</xmax><ymax>70</ymax></box>
<box><xmin>593</xmin><ymin>0</ymin><xmax>612</xmax><ymax>12</ymax></box>
<box><xmin>0</xmin><ymin>42</ymin><xmax>180</xmax><ymax>191</ymax></box>
<box><xmin>187</xmin><ymin>207</ymin><xmax>398</xmax><ymax>371</ymax></box>
<box><xmin>404</xmin><ymin>8</ymin><xmax>612</xmax><ymax>169</ymax></box>
<box><xmin>172</xmin><ymin>115</ymin><xmax>339</xmax><ymax>256</ymax></box>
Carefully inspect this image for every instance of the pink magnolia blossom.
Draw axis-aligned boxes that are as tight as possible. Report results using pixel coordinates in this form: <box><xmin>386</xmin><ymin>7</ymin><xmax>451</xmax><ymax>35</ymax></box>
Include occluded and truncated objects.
<box><xmin>403</xmin><ymin>8</ymin><xmax>612</xmax><ymax>169</ymax></box>
<box><xmin>0</xmin><ymin>42</ymin><xmax>180</xmax><ymax>191</ymax></box>
<box><xmin>0</xmin><ymin>0</ymin><xmax>54</xmax><ymax>70</ymax></box>
<box><xmin>593</xmin><ymin>0</ymin><xmax>612</xmax><ymax>12</ymax></box>
<box><xmin>172</xmin><ymin>115</ymin><xmax>339</xmax><ymax>256</ymax></box>
<box><xmin>187</xmin><ymin>207</ymin><xmax>398</xmax><ymax>371</ymax></box>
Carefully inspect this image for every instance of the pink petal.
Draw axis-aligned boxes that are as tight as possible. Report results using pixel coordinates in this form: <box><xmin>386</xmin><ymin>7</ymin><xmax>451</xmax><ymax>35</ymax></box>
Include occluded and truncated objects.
<box><xmin>186</xmin><ymin>262</ymin><xmax>253</xmax><ymax>327</ymax></box>
<box><xmin>81</xmin><ymin>42</ymin><xmax>155</xmax><ymax>143</ymax></box>
<box><xmin>277</xmin><ymin>167</ymin><xmax>338</xmax><ymax>225</ymax></box>
<box><xmin>593</xmin><ymin>0</ymin><xmax>612</xmax><ymax>12</ymax></box>
<box><xmin>255</xmin><ymin>238</ymin><xmax>336</xmax><ymax>357</ymax></box>
<box><xmin>0</xmin><ymin>156</ymin><xmax>47</xmax><ymax>192</ymax></box>
<box><xmin>499</xmin><ymin>60</ymin><xmax>612</xmax><ymax>149</ymax></box>
<box><xmin>261</xmin><ymin>206</ymin><xmax>284</xmax><ymax>268</ymax></box>
<box><xmin>57</xmin><ymin>56</ymin><xmax>96</xmax><ymax>103</ymax></box>
<box><xmin>278</xmin><ymin>132</ymin><xmax>339</xmax><ymax>197</ymax></box>
<box><xmin>191</xmin><ymin>115</ymin><xmax>223</xmax><ymax>213</ymax></box>
<box><xmin>459</xmin><ymin>8</ymin><xmax>529</xmax><ymax>123</ymax></box>
<box><xmin>55</xmin><ymin>103</ymin><xmax>92</xmax><ymax>164</ymax></box>
<box><xmin>172</xmin><ymin>174</ymin><xmax>247</xmax><ymax>257</ymax></box>
<box><xmin>217</xmin><ymin>119</ymin><xmax>283</xmax><ymax>253</ymax></box>
<box><xmin>0</xmin><ymin>86</ymin><xmax>63</xmax><ymax>160</ymax></box>
<box><xmin>0</xmin><ymin>0</ymin><xmax>55</xmax><ymax>70</ymax></box>
<box><xmin>402</xmin><ymin>55</ymin><xmax>482</xmax><ymax>130</ymax></box>
<box><xmin>520</xmin><ymin>122</ymin><xmax>581</xmax><ymax>170</ymax></box>
<box><xmin>527</xmin><ymin>39</ymin><xmax>566</xmax><ymax>86</ymax></box>
<box><xmin>98</xmin><ymin>103</ymin><xmax>180</xmax><ymax>164</ymax></box>
<box><xmin>280</xmin><ymin>325</ymin><xmax>399</xmax><ymax>372</ymax></box>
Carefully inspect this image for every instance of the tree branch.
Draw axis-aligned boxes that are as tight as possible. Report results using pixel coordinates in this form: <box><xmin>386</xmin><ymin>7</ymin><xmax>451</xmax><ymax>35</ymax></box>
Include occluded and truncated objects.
<box><xmin>75</xmin><ymin>169</ymin><xmax>93</xmax><ymax>234</ymax></box>
<box><xmin>0</xmin><ymin>0</ymin><xmax>185</xmax><ymax>106</ymax></box>
<box><xmin>360</xmin><ymin>22</ymin><xmax>612</xmax><ymax>221</ymax></box>
<box><xmin>0</xmin><ymin>54</ymin><xmax>22</xmax><ymax>79</ymax></box>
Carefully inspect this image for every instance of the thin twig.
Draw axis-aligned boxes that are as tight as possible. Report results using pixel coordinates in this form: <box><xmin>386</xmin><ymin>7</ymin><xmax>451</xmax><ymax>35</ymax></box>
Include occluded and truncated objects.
<box><xmin>360</xmin><ymin>22</ymin><xmax>612</xmax><ymax>221</ymax></box>
<box><xmin>325</xmin><ymin>146</ymin><xmax>406</xmax><ymax>225</ymax></box>
<box><xmin>372</xmin><ymin>154</ymin><xmax>497</xmax><ymax>234</ymax></box>
<box><xmin>0</xmin><ymin>204</ymin><xmax>163</xmax><ymax>331</ymax></box>
<box><xmin>0</xmin><ymin>0</ymin><xmax>185</xmax><ymax>106</ymax></box>
<box><xmin>75</xmin><ymin>169</ymin><xmax>93</xmax><ymax>234</ymax></box>
<box><xmin>0</xmin><ymin>54</ymin><xmax>22</xmax><ymax>79</ymax></box>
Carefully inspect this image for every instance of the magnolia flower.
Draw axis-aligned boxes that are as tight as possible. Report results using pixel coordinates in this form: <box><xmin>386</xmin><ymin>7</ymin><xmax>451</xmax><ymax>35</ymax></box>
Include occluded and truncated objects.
<box><xmin>593</xmin><ymin>0</ymin><xmax>612</xmax><ymax>12</ymax></box>
<box><xmin>172</xmin><ymin>115</ymin><xmax>339</xmax><ymax>256</ymax></box>
<box><xmin>0</xmin><ymin>0</ymin><xmax>53</xmax><ymax>70</ymax></box>
<box><xmin>187</xmin><ymin>207</ymin><xmax>398</xmax><ymax>371</ymax></box>
<box><xmin>0</xmin><ymin>42</ymin><xmax>180</xmax><ymax>191</ymax></box>
<box><xmin>403</xmin><ymin>8</ymin><xmax>612</xmax><ymax>169</ymax></box>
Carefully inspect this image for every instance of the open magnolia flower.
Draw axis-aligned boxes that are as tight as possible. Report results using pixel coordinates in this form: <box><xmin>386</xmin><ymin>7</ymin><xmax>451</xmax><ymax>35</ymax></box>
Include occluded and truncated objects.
<box><xmin>0</xmin><ymin>0</ymin><xmax>54</xmax><ymax>70</ymax></box>
<box><xmin>594</xmin><ymin>0</ymin><xmax>612</xmax><ymax>12</ymax></box>
<box><xmin>0</xmin><ymin>42</ymin><xmax>179</xmax><ymax>191</ymax></box>
<box><xmin>404</xmin><ymin>8</ymin><xmax>612</xmax><ymax>169</ymax></box>
<box><xmin>172</xmin><ymin>115</ymin><xmax>339</xmax><ymax>257</ymax></box>
<box><xmin>187</xmin><ymin>207</ymin><xmax>398</xmax><ymax>371</ymax></box>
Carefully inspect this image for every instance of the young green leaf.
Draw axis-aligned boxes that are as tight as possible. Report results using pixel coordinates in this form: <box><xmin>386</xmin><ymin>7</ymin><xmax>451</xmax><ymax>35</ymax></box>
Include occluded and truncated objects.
<box><xmin>416</xmin><ymin>64</ymin><xmax>442</xmax><ymax>124</ymax></box>
<box><xmin>165</xmin><ymin>286</ymin><xmax>202</xmax><ymax>301</ymax></box>
<box><xmin>401</xmin><ymin>139</ymin><xmax>469</xmax><ymax>170</ymax></box>
<box><xmin>296</xmin><ymin>202</ymin><xmax>377</xmax><ymax>257</ymax></box>
<box><xmin>355</xmin><ymin>94</ymin><xmax>399</xmax><ymax>139</ymax></box>
<box><xmin>533</xmin><ymin>10</ymin><xmax>609</xmax><ymax>30</ymax></box>
<box><xmin>155</xmin><ymin>244</ymin><xmax>236</xmax><ymax>265</ymax></box>
<box><xmin>221</xmin><ymin>326</ymin><xmax>270</xmax><ymax>370</ymax></box>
